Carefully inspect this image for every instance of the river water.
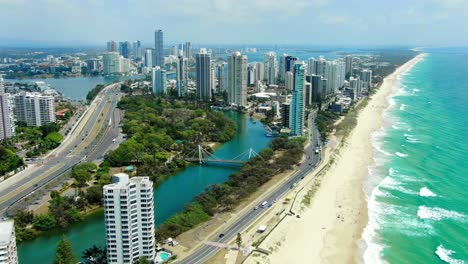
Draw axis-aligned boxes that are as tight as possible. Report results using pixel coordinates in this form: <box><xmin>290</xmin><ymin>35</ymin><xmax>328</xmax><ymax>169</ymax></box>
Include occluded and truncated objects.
<box><xmin>17</xmin><ymin>109</ymin><xmax>271</xmax><ymax>263</ymax></box>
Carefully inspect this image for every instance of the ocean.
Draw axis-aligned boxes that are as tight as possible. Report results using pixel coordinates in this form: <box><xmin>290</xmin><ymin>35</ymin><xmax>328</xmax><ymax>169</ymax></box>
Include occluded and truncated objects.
<box><xmin>364</xmin><ymin>48</ymin><xmax>468</xmax><ymax>263</ymax></box>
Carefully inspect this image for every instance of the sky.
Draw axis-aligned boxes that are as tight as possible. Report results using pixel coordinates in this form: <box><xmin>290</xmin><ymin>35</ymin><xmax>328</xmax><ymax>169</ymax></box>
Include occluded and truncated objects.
<box><xmin>1</xmin><ymin>0</ymin><xmax>468</xmax><ymax>47</ymax></box>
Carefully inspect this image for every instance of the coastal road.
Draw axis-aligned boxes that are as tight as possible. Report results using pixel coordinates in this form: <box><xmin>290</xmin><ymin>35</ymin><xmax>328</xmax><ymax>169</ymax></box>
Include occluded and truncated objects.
<box><xmin>0</xmin><ymin>83</ymin><xmax>123</xmax><ymax>215</ymax></box>
<box><xmin>179</xmin><ymin>113</ymin><xmax>322</xmax><ymax>264</ymax></box>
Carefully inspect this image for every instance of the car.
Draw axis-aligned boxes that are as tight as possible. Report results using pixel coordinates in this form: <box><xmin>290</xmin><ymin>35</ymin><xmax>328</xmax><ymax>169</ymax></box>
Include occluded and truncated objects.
<box><xmin>254</xmin><ymin>206</ymin><xmax>259</xmax><ymax>210</ymax></box>
<box><xmin>218</xmin><ymin>233</ymin><xmax>225</xmax><ymax>238</ymax></box>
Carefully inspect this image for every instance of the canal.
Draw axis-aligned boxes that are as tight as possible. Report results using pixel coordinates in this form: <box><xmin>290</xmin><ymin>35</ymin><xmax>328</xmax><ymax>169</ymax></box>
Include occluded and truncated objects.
<box><xmin>17</xmin><ymin>111</ymin><xmax>272</xmax><ymax>263</ymax></box>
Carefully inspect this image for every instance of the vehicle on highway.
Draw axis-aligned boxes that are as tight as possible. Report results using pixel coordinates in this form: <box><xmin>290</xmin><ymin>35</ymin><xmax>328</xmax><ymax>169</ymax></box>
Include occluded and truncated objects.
<box><xmin>218</xmin><ymin>233</ymin><xmax>225</xmax><ymax>238</ymax></box>
<box><xmin>261</xmin><ymin>201</ymin><xmax>268</xmax><ymax>208</ymax></box>
<box><xmin>315</xmin><ymin>147</ymin><xmax>320</xmax><ymax>154</ymax></box>
<box><xmin>112</xmin><ymin>138</ymin><xmax>116</xmax><ymax>142</ymax></box>
<box><xmin>254</xmin><ymin>206</ymin><xmax>259</xmax><ymax>210</ymax></box>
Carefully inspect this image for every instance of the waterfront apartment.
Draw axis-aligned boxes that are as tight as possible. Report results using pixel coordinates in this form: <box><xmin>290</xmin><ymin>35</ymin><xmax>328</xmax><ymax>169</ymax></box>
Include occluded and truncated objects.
<box><xmin>103</xmin><ymin>173</ymin><xmax>155</xmax><ymax>264</ymax></box>
<box><xmin>14</xmin><ymin>92</ymin><xmax>55</xmax><ymax>127</ymax></box>
<box><xmin>0</xmin><ymin>79</ymin><xmax>15</xmax><ymax>140</ymax></box>
<box><xmin>0</xmin><ymin>221</ymin><xmax>18</xmax><ymax>264</ymax></box>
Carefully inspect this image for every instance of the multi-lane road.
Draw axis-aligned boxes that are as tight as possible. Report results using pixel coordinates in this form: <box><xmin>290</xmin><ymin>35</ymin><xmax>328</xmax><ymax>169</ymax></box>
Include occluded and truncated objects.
<box><xmin>0</xmin><ymin>83</ymin><xmax>123</xmax><ymax>215</ymax></box>
<box><xmin>179</xmin><ymin>112</ymin><xmax>322</xmax><ymax>264</ymax></box>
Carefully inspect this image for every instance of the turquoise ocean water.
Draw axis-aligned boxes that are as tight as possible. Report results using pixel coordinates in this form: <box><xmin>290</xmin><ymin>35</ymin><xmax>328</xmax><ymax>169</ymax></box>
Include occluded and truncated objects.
<box><xmin>363</xmin><ymin>48</ymin><xmax>468</xmax><ymax>263</ymax></box>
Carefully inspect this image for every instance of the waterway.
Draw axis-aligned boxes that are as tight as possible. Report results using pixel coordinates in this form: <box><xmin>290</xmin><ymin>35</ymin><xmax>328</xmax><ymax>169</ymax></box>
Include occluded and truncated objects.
<box><xmin>6</xmin><ymin>75</ymin><xmax>143</xmax><ymax>101</ymax></box>
<box><xmin>17</xmin><ymin>111</ymin><xmax>272</xmax><ymax>263</ymax></box>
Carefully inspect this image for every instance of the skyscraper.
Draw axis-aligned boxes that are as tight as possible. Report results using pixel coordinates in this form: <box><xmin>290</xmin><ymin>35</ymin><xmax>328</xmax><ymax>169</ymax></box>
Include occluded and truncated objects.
<box><xmin>310</xmin><ymin>74</ymin><xmax>323</xmax><ymax>102</ymax></box>
<box><xmin>171</xmin><ymin>45</ymin><xmax>178</xmax><ymax>56</ymax></box>
<box><xmin>144</xmin><ymin>48</ymin><xmax>153</xmax><ymax>68</ymax></box>
<box><xmin>281</xmin><ymin>102</ymin><xmax>290</xmax><ymax>128</ymax></box>
<box><xmin>279</xmin><ymin>54</ymin><xmax>288</xmax><ymax>82</ymax></box>
<box><xmin>154</xmin><ymin>29</ymin><xmax>164</xmax><ymax>67</ymax></box>
<box><xmin>184</xmin><ymin>42</ymin><xmax>192</xmax><ymax>59</ymax></box>
<box><xmin>118</xmin><ymin>41</ymin><xmax>131</xmax><ymax>59</ymax></box>
<box><xmin>255</xmin><ymin>62</ymin><xmax>264</xmax><ymax>82</ymax></box>
<box><xmin>285</xmin><ymin>71</ymin><xmax>294</xmax><ymax>91</ymax></box>
<box><xmin>195</xmin><ymin>53</ymin><xmax>212</xmax><ymax>100</ymax></box>
<box><xmin>0</xmin><ymin>220</ymin><xmax>18</xmax><ymax>264</ymax></box>
<box><xmin>345</xmin><ymin>55</ymin><xmax>353</xmax><ymax>79</ymax></box>
<box><xmin>217</xmin><ymin>63</ymin><xmax>228</xmax><ymax>92</ymax></box>
<box><xmin>133</xmin><ymin>41</ymin><xmax>142</xmax><ymax>59</ymax></box>
<box><xmin>307</xmin><ymin>57</ymin><xmax>317</xmax><ymax>75</ymax></box>
<box><xmin>227</xmin><ymin>52</ymin><xmax>248</xmax><ymax>107</ymax></box>
<box><xmin>360</xmin><ymin>69</ymin><xmax>372</xmax><ymax>89</ymax></box>
<box><xmin>152</xmin><ymin>68</ymin><xmax>167</xmax><ymax>95</ymax></box>
<box><xmin>247</xmin><ymin>64</ymin><xmax>256</xmax><ymax>85</ymax></box>
<box><xmin>107</xmin><ymin>40</ymin><xmax>117</xmax><ymax>52</ymax></box>
<box><xmin>176</xmin><ymin>56</ymin><xmax>188</xmax><ymax>97</ymax></box>
<box><xmin>14</xmin><ymin>93</ymin><xmax>55</xmax><ymax>127</ymax></box>
<box><xmin>0</xmin><ymin>79</ymin><xmax>15</xmax><ymax>140</ymax></box>
<box><xmin>264</xmin><ymin>52</ymin><xmax>278</xmax><ymax>85</ymax></box>
<box><xmin>103</xmin><ymin>52</ymin><xmax>121</xmax><ymax>75</ymax></box>
<box><xmin>289</xmin><ymin>63</ymin><xmax>305</xmax><ymax>136</ymax></box>
<box><xmin>103</xmin><ymin>173</ymin><xmax>155</xmax><ymax>264</ymax></box>
<box><xmin>284</xmin><ymin>56</ymin><xmax>298</xmax><ymax>77</ymax></box>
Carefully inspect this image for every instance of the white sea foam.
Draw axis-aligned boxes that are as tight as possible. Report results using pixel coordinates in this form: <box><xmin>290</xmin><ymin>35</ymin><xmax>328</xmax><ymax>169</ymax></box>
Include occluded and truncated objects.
<box><xmin>412</xmin><ymin>88</ymin><xmax>421</xmax><ymax>93</ymax></box>
<box><xmin>399</xmin><ymin>104</ymin><xmax>406</xmax><ymax>111</ymax></box>
<box><xmin>417</xmin><ymin>206</ymin><xmax>466</xmax><ymax>221</ymax></box>
<box><xmin>395</xmin><ymin>152</ymin><xmax>409</xmax><ymax>158</ymax></box>
<box><xmin>435</xmin><ymin>245</ymin><xmax>467</xmax><ymax>264</ymax></box>
<box><xmin>391</xmin><ymin>125</ymin><xmax>400</xmax><ymax>130</ymax></box>
<box><xmin>419</xmin><ymin>187</ymin><xmax>437</xmax><ymax>197</ymax></box>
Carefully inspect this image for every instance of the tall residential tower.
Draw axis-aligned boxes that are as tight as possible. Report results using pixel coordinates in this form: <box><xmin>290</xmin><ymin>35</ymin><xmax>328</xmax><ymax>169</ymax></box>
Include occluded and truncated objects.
<box><xmin>227</xmin><ymin>52</ymin><xmax>248</xmax><ymax>107</ymax></box>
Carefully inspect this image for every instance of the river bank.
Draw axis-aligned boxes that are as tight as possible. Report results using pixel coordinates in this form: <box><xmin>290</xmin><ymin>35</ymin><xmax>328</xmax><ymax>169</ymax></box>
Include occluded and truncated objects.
<box><xmin>17</xmin><ymin>111</ymin><xmax>272</xmax><ymax>264</ymax></box>
<box><xmin>246</xmin><ymin>53</ymin><xmax>424</xmax><ymax>264</ymax></box>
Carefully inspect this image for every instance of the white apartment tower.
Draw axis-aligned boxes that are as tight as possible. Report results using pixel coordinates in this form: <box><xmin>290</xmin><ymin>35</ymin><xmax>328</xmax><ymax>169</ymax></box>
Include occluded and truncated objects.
<box><xmin>0</xmin><ymin>79</ymin><xmax>15</xmax><ymax>140</ymax></box>
<box><xmin>103</xmin><ymin>173</ymin><xmax>155</xmax><ymax>264</ymax></box>
<box><xmin>14</xmin><ymin>93</ymin><xmax>55</xmax><ymax>127</ymax></box>
<box><xmin>0</xmin><ymin>221</ymin><xmax>18</xmax><ymax>264</ymax></box>
<box><xmin>263</xmin><ymin>52</ymin><xmax>278</xmax><ymax>85</ymax></box>
<box><xmin>227</xmin><ymin>52</ymin><xmax>248</xmax><ymax>107</ymax></box>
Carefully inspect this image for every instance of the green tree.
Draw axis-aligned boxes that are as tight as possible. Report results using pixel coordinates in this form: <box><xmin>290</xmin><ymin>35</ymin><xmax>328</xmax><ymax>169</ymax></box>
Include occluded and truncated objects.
<box><xmin>33</xmin><ymin>214</ymin><xmax>57</xmax><ymax>231</ymax></box>
<box><xmin>236</xmin><ymin>233</ymin><xmax>242</xmax><ymax>249</ymax></box>
<box><xmin>137</xmin><ymin>256</ymin><xmax>151</xmax><ymax>264</ymax></box>
<box><xmin>82</xmin><ymin>245</ymin><xmax>107</xmax><ymax>264</ymax></box>
<box><xmin>53</xmin><ymin>236</ymin><xmax>77</xmax><ymax>264</ymax></box>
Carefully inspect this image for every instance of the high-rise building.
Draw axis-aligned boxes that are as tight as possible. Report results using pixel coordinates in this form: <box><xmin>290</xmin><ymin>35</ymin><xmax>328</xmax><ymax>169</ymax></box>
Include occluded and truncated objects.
<box><xmin>103</xmin><ymin>52</ymin><xmax>121</xmax><ymax>75</ymax></box>
<box><xmin>171</xmin><ymin>45</ymin><xmax>178</xmax><ymax>56</ymax></box>
<box><xmin>176</xmin><ymin>56</ymin><xmax>188</xmax><ymax>97</ymax></box>
<box><xmin>305</xmin><ymin>82</ymin><xmax>312</xmax><ymax>107</ymax></box>
<box><xmin>360</xmin><ymin>69</ymin><xmax>372</xmax><ymax>89</ymax></box>
<box><xmin>119</xmin><ymin>57</ymin><xmax>130</xmax><ymax>73</ymax></box>
<box><xmin>247</xmin><ymin>64</ymin><xmax>256</xmax><ymax>85</ymax></box>
<box><xmin>184</xmin><ymin>42</ymin><xmax>192</xmax><ymax>59</ymax></box>
<box><xmin>118</xmin><ymin>41</ymin><xmax>131</xmax><ymax>59</ymax></box>
<box><xmin>154</xmin><ymin>29</ymin><xmax>164</xmax><ymax>67</ymax></box>
<box><xmin>310</xmin><ymin>75</ymin><xmax>323</xmax><ymax>102</ymax></box>
<box><xmin>107</xmin><ymin>40</ymin><xmax>117</xmax><ymax>52</ymax></box>
<box><xmin>14</xmin><ymin>93</ymin><xmax>55</xmax><ymax>127</ymax></box>
<box><xmin>284</xmin><ymin>56</ymin><xmax>298</xmax><ymax>77</ymax></box>
<box><xmin>307</xmin><ymin>58</ymin><xmax>317</xmax><ymax>75</ymax></box>
<box><xmin>255</xmin><ymin>62</ymin><xmax>264</xmax><ymax>82</ymax></box>
<box><xmin>289</xmin><ymin>63</ymin><xmax>305</xmax><ymax>136</ymax></box>
<box><xmin>133</xmin><ymin>41</ymin><xmax>142</xmax><ymax>59</ymax></box>
<box><xmin>0</xmin><ymin>220</ymin><xmax>18</xmax><ymax>264</ymax></box>
<box><xmin>86</xmin><ymin>58</ymin><xmax>100</xmax><ymax>72</ymax></box>
<box><xmin>217</xmin><ymin>63</ymin><xmax>228</xmax><ymax>92</ymax></box>
<box><xmin>103</xmin><ymin>173</ymin><xmax>155</xmax><ymax>264</ymax></box>
<box><xmin>345</xmin><ymin>55</ymin><xmax>353</xmax><ymax>79</ymax></box>
<box><xmin>264</xmin><ymin>52</ymin><xmax>278</xmax><ymax>85</ymax></box>
<box><xmin>152</xmin><ymin>68</ymin><xmax>167</xmax><ymax>95</ymax></box>
<box><xmin>281</xmin><ymin>102</ymin><xmax>290</xmax><ymax>128</ymax></box>
<box><xmin>279</xmin><ymin>54</ymin><xmax>287</xmax><ymax>82</ymax></box>
<box><xmin>144</xmin><ymin>48</ymin><xmax>153</xmax><ymax>68</ymax></box>
<box><xmin>227</xmin><ymin>52</ymin><xmax>248</xmax><ymax>107</ymax></box>
<box><xmin>0</xmin><ymin>80</ymin><xmax>15</xmax><ymax>140</ymax></box>
<box><xmin>285</xmin><ymin>71</ymin><xmax>294</xmax><ymax>91</ymax></box>
<box><xmin>195</xmin><ymin>53</ymin><xmax>212</xmax><ymax>100</ymax></box>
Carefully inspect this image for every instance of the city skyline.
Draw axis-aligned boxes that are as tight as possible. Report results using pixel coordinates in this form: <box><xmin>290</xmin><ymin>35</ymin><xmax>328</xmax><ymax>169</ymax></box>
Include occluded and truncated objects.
<box><xmin>1</xmin><ymin>0</ymin><xmax>468</xmax><ymax>46</ymax></box>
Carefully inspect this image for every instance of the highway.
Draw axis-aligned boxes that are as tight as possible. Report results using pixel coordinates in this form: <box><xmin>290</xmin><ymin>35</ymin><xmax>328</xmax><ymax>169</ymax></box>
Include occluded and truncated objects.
<box><xmin>0</xmin><ymin>83</ymin><xmax>123</xmax><ymax>216</ymax></box>
<box><xmin>179</xmin><ymin>112</ymin><xmax>322</xmax><ymax>264</ymax></box>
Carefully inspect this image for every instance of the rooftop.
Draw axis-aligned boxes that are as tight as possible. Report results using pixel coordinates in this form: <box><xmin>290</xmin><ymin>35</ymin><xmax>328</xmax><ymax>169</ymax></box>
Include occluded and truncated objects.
<box><xmin>0</xmin><ymin>221</ymin><xmax>14</xmax><ymax>247</ymax></box>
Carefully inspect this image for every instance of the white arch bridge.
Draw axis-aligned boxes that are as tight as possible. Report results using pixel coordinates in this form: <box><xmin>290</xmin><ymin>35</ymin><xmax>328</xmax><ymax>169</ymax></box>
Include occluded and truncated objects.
<box><xmin>185</xmin><ymin>145</ymin><xmax>261</xmax><ymax>166</ymax></box>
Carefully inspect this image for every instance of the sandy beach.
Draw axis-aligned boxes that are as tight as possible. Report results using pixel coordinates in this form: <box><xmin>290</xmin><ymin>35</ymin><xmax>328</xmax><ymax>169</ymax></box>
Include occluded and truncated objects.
<box><xmin>248</xmin><ymin>54</ymin><xmax>425</xmax><ymax>264</ymax></box>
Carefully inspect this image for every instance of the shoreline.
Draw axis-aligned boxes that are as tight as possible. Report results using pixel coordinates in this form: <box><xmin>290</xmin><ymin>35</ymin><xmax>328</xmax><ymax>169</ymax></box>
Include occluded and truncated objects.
<box><xmin>253</xmin><ymin>53</ymin><xmax>426</xmax><ymax>264</ymax></box>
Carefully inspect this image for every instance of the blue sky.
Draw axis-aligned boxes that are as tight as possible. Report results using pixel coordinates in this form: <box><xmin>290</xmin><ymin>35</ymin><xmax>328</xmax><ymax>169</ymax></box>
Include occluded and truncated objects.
<box><xmin>1</xmin><ymin>0</ymin><xmax>467</xmax><ymax>46</ymax></box>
